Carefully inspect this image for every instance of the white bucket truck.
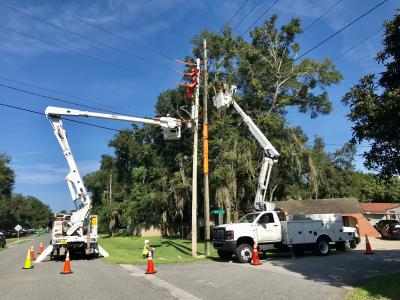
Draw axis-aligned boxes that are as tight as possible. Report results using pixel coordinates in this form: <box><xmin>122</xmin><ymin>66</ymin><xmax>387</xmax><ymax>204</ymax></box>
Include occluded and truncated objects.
<box><xmin>211</xmin><ymin>85</ymin><xmax>358</xmax><ymax>263</ymax></box>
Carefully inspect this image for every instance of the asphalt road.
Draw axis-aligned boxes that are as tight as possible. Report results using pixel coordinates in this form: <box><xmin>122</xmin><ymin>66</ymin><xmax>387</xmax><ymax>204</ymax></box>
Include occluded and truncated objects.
<box><xmin>1</xmin><ymin>236</ymin><xmax>399</xmax><ymax>300</ymax></box>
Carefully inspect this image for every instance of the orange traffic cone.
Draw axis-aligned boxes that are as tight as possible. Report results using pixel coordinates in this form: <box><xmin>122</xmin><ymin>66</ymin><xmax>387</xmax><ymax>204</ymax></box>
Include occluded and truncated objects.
<box><xmin>38</xmin><ymin>242</ymin><xmax>43</xmax><ymax>255</ymax></box>
<box><xmin>60</xmin><ymin>250</ymin><xmax>73</xmax><ymax>274</ymax></box>
<box><xmin>250</xmin><ymin>241</ymin><xmax>262</xmax><ymax>266</ymax></box>
<box><xmin>29</xmin><ymin>245</ymin><xmax>36</xmax><ymax>260</ymax></box>
<box><xmin>145</xmin><ymin>251</ymin><xmax>157</xmax><ymax>274</ymax></box>
<box><xmin>22</xmin><ymin>249</ymin><xmax>33</xmax><ymax>269</ymax></box>
<box><xmin>365</xmin><ymin>235</ymin><xmax>374</xmax><ymax>255</ymax></box>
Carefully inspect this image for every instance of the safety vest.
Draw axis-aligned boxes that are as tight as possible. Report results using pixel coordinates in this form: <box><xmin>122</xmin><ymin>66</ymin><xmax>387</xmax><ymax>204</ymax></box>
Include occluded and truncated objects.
<box><xmin>143</xmin><ymin>244</ymin><xmax>149</xmax><ymax>255</ymax></box>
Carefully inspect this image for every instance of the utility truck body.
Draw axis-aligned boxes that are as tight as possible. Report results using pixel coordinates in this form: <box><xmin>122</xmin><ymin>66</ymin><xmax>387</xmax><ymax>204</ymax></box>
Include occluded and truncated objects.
<box><xmin>213</xmin><ymin>207</ymin><xmax>358</xmax><ymax>262</ymax></box>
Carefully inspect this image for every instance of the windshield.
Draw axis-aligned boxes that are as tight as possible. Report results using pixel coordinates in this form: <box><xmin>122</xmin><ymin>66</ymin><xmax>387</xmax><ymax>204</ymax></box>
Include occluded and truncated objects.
<box><xmin>238</xmin><ymin>213</ymin><xmax>260</xmax><ymax>223</ymax></box>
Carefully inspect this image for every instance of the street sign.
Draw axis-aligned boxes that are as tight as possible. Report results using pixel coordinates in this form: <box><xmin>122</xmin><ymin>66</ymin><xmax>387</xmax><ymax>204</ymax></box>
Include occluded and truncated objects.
<box><xmin>213</xmin><ymin>209</ymin><xmax>225</xmax><ymax>214</ymax></box>
<box><xmin>14</xmin><ymin>224</ymin><xmax>22</xmax><ymax>239</ymax></box>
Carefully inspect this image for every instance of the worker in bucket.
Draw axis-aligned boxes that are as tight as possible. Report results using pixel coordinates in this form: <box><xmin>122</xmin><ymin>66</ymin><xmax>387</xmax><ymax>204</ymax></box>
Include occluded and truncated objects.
<box><xmin>143</xmin><ymin>240</ymin><xmax>155</xmax><ymax>258</ymax></box>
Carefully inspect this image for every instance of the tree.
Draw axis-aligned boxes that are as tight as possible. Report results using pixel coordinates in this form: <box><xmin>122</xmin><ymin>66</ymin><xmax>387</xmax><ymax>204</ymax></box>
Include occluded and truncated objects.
<box><xmin>343</xmin><ymin>13</ymin><xmax>400</xmax><ymax>177</ymax></box>
<box><xmin>0</xmin><ymin>153</ymin><xmax>15</xmax><ymax>198</ymax></box>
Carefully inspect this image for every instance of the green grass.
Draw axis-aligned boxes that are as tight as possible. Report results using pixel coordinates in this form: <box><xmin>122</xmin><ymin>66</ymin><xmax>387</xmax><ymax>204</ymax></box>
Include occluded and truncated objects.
<box><xmin>6</xmin><ymin>234</ymin><xmax>35</xmax><ymax>246</ymax></box>
<box><xmin>98</xmin><ymin>235</ymin><xmax>218</xmax><ymax>265</ymax></box>
<box><xmin>346</xmin><ymin>273</ymin><xmax>400</xmax><ymax>300</ymax></box>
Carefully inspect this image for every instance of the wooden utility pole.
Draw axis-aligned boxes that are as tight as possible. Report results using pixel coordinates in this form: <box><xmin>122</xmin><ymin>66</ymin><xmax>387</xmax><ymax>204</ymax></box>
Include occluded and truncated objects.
<box><xmin>109</xmin><ymin>174</ymin><xmax>112</xmax><ymax>204</ymax></box>
<box><xmin>191</xmin><ymin>58</ymin><xmax>200</xmax><ymax>257</ymax></box>
<box><xmin>203</xmin><ymin>39</ymin><xmax>211</xmax><ymax>257</ymax></box>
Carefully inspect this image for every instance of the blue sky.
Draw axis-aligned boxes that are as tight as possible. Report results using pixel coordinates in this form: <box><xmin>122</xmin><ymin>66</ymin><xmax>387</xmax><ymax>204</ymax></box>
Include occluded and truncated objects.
<box><xmin>0</xmin><ymin>0</ymin><xmax>397</xmax><ymax>212</ymax></box>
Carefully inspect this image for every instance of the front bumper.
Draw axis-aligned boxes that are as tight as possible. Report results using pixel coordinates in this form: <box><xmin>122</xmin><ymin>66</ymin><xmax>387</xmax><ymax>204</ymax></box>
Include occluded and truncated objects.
<box><xmin>212</xmin><ymin>240</ymin><xmax>236</xmax><ymax>252</ymax></box>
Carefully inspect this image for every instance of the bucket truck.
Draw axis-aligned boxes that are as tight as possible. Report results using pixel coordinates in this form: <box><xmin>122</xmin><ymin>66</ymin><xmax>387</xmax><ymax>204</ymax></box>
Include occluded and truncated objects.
<box><xmin>35</xmin><ymin>106</ymin><xmax>181</xmax><ymax>263</ymax></box>
<box><xmin>211</xmin><ymin>85</ymin><xmax>358</xmax><ymax>262</ymax></box>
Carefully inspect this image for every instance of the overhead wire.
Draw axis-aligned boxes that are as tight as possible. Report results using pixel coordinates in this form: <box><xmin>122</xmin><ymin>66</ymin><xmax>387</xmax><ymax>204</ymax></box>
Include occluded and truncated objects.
<box><xmin>302</xmin><ymin>0</ymin><xmax>344</xmax><ymax>32</ymax></box>
<box><xmin>224</xmin><ymin>0</ymin><xmax>251</xmax><ymax>28</ymax></box>
<box><xmin>333</xmin><ymin>27</ymin><xmax>384</xmax><ymax>62</ymax></box>
<box><xmin>0</xmin><ymin>82</ymin><xmax>145</xmax><ymax>117</ymax></box>
<box><xmin>295</xmin><ymin>0</ymin><xmax>389</xmax><ymax>61</ymax></box>
<box><xmin>0</xmin><ymin>24</ymin><xmax>176</xmax><ymax>84</ymax></box>
<box><xmin>0</xmin><ymin>74</ymin><xmax>141</xmax><ymax>116</ymax></box>
<box><xmin>30</xmin><ymin>0</ymin><xmax>176</xmax><ymax>61</ymax></box>
<box><xmin>0</xmin><ymin>102</ymin><xmax>120</xmax><ymax>132</ymax></box>
<box><xmin>232</xmin><ymin>0</ymin><xmax>266</xmax><ymax>32</ymax></box>
<box><xmin>240</xmin><ymin>0</ymin><xmax>280</xmax><ymax>36</ymax></box>
<box><xmin>0</xmin><ymin>1</ymin><xmax>176</xmax><ymax>72</ymax></box>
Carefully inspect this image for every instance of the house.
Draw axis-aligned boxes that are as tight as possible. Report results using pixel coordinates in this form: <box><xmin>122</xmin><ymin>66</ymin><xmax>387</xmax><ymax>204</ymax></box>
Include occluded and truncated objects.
<box><xmin>276</xmin><ymin>198</ymin><xmax>380</xmax><ymax>237</ymax></box>
<box><xmin>361</xmin><ymin>203</ymin><xmax>400</xmax><ymax>225</ymax></box>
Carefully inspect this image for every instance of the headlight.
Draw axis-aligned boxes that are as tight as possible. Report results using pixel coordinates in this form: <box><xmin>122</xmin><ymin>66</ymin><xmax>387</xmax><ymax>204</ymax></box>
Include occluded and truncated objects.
<box><xmin>225</xmin><ymin>230</ymin><xmax>234</xmax><ymax>240</ymax></box>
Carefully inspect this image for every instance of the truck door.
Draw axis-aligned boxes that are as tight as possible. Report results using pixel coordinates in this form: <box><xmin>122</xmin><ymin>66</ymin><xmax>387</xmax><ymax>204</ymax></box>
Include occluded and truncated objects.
<box><xmin>256</xmin><ymin>213</ymin><xmax>282</xmax><ymax>243</ymax></box>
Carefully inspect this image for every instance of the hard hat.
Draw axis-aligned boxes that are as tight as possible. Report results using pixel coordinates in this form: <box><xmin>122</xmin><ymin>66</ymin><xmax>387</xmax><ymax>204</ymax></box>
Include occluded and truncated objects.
<box><xmin>144</xmin><ymin>240</ymin><xmax>149</xmax><ymax>244</ymax></box>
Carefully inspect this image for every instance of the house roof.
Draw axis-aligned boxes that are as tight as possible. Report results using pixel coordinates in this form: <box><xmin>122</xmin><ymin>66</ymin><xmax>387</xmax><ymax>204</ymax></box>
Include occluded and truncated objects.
<box><xmin>361</xmin><ymin>203</ymin><xmax>400</xmax><ymax>213</ymax></box>
<box><xmin>275</xmin><ymin>198</ymin><xmax>363</xmax><ymax>214</ymax></box>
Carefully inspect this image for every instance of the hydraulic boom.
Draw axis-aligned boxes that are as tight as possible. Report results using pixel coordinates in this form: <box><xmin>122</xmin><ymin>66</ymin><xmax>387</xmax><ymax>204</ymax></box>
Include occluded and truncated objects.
<box><xmin>213</xmin><ymin>85</ymin><xmax>279</xmax><ymax>211</ymax></box>
<box><xmin>35</xmin><ymin>106</ymin><xmax>181</xmax><ymax>262</ymax></box>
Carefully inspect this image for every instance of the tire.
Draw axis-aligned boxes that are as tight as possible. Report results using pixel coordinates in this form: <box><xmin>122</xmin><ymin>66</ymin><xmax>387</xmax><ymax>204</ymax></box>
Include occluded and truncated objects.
<box><xmin>314</xmin><ymin>238</ymin><xmax>330</xmax><ymax>256</ymax></box>
<box><xmin>235</xmin><ymin>243</ymin><xmax>253</xmax><ymax>263</ymax></box>
<box><xmin>217</xmin><ymin>250</ymin><xmax>233</xmax><ymax>260</ymax></box>
<box><xmin>349</xmin><ymin>240</ymin><xmax>357</xmax><ymax>249</ymax></box>
<box><xmin>336</xmin><ymin>241</ymin><xmax>346</xmax><ymax>251</ymax></box>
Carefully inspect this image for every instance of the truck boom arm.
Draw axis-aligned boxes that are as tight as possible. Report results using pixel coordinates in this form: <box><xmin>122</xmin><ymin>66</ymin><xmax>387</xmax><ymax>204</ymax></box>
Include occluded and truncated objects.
<box><xmin>45</xmin><ymin>106</ymin><xmax>181</xmax><ymax>236</ymax></box>
<box><xmin>213</xmin><ymin>85</ymin><xmax>279</xmax><ymax>211</ymax></box>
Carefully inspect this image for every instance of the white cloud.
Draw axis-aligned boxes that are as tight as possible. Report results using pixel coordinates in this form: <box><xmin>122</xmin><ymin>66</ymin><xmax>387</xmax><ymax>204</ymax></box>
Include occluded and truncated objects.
<box><xmin>0</xmin><ymin>0</ymin><xmax>185</xmax><ymax>60</ymax></box>
<box><xmin>13</xmin><ymin>160</ymin><xmax>100</xmax><ymax>184</ymax></box>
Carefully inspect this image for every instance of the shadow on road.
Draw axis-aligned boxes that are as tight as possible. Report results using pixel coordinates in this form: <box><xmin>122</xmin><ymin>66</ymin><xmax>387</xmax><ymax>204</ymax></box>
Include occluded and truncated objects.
<box><xmin>266</xmin><ymin>249</ymin><xmax>400</xmax><ymax>289</ymax></box>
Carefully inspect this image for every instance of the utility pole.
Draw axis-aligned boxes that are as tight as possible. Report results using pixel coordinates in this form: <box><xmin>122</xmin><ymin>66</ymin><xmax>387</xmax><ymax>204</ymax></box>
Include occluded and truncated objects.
<box><xmin>191</xmin><ymin>58</ymin><xmax>200</xmax><ymax>257</ymax></box>
<box><xmin>109</xmin><ymin>174</ymin><xmax>112</xmax><ymax>204</ymax></box>
<box><xmin>202</xmin><ymin>39</ymin><xmax>211</xmax><ymax>257</ymax></box>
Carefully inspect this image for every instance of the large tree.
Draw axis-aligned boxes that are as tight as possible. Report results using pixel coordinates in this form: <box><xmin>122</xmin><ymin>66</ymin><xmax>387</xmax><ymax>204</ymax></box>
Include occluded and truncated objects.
<box><xmin>343</xmin><ymin>13</ymin><xmax>400</xmax><ymax>178</ymax></box>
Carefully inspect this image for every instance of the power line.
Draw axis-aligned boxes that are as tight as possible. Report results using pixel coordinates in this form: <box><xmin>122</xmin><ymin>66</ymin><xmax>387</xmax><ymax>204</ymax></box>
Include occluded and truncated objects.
<box><xmin>31</xmin><ymin>0</ymin><xmax>176</xmax><ymax>61</ymax></box>
<box><xmin>240</xmin><ymin>0</ymin><xmax>280</xmax><ymax>36</ymax></box>
<box><xmin>296</xmin><ymin>0</ymin><xmax>389</xmax><ymax>61</ymax></box>
<box><xmin>0</xmin><ymin>1</ymin><xmax>176</xmax><ymax>72</ymax></box>
<box><xmin>0</xmin><ymin>81</ymin><xmax>143</xmax><ymax>117</ymax></box>
<box><xmin>302</xmin><ymin>0</ymin><xmax>344</xmax><ymax>32</ymax></box>
<box><xmin>0</xmin><ymin>74</ymin><xmax>140</xmax><ymax>116</ymax></box>
<box><xmin>225</xmin><ymin>0</ymin><xmax>251</xmax><ymax>27</ymax></box>
<box><xmin>0</xmin><ymin>24</ymin><xmax>175</xmax><ymax>84</ymax></box>
<box><xmin>232</xmin><ymin>0</ymin><xmax>266</xmax><ymax>32</ymax></box>
<box><xmin>333</xmin><ymin>27</ymin><xmax>383</xmax><ymax>62</ymax></box>
<box><xmin>0</xmin><ymin>102</ymin><xmax>120</xmax><ymax>132</ymax></box>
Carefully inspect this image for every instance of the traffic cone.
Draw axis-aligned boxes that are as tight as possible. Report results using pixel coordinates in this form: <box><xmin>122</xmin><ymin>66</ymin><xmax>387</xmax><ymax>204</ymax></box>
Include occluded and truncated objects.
<box><xmin>30</xmin><ymin>245</ymin><xmax>35</xmax><ymax>260</ymax></box>
<box><xmin>60</xmin><ymin>250</ymin><xmax>73</xmax><ymax>274</ymax></box>
<box><xmin>365</xmin><ymin>235</ymin><xmax>374</xmax><ymax>255</ymax></box>
<box><xmin>38</xmin><ymin>242</ymin><xmax>43</xmax><ymax>255</ymax></box>
<box><xmin>145</xmin><ymin>251</ymin><xmax>157</xmax><ymax>274</ymax></box>
<box><xmin>250</xmin><ymin>241</ymin><xmax>262</xmax><ymax>266</ymax></box>
<box><xmin>22</xmin><ymin>249</ymin><xmax>33</xmax><ymax>269</ymax></box>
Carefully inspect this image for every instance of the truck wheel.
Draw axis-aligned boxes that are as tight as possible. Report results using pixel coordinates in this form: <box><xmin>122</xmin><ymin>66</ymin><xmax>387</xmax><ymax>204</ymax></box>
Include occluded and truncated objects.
<box><xmin>236</xmin><ymin>243</ymin><xmax>252</xmax><ymax>263</ymax></box>
<box><xmin>349</xmin><ymin>240</ymin><xmax>357</xmax><ymax>249</ymax></box>
<box><xmin>314</xmin><ymin>238</ymin><xmax>330</xmax><ymax>256</ymax></box>
<box><xmin>336</xmin><ymin>241</ymin><xmax>346</xmax><ymax>251</ymax></box>
<box><xmin>217</xmin><ymin>250</ymin><xmax>233</xmax><ymax>260</ymax></box>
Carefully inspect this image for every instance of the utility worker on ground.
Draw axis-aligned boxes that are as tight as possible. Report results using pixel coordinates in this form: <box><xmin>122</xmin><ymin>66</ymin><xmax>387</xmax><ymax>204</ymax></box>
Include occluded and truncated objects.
<box><xmin>143</xmin><ymin>240</ymin><xmax>155</xmax><ymax>258</ymax></box>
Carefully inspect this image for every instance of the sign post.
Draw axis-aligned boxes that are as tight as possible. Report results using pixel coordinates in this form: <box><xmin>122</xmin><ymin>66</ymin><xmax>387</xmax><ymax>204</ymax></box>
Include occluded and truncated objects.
<box><xmin>213</xmin><ymin>210</ymin><xmax>225</xmax><ymax>225</ymax></box>
<box><xmin>15</xmin><ymin>224</ymin><xmax>22</xmax><ymax>239</ymax></box>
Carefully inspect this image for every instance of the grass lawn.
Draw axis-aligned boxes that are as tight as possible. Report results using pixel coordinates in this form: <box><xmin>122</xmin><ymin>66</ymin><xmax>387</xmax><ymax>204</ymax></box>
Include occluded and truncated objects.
<box><xmin>98</xmin><ymin>235</ymin><xmax>218</xmax><ymax>265</ymax></box>
<box><xmin>346</xmin><ymin>273</ymin><xmax>400</xmax><ymax>300</ymax></box>
<box><xmin>6</xmin><ymin>234</ymin><xmax>35</xmax><ymax>245</ymax></box>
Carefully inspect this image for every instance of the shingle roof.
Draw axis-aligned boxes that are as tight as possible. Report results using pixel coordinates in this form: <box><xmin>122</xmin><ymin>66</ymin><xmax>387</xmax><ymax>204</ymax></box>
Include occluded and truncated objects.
<box><xmin>275</xmin><ymin>198</ymin><xmax>363</xmax><ymax>214</ymax></box>
<box><xmin>361</xmin><ymin>203</ymin><xmax>400</xmax><ymax>213</ymax></box>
